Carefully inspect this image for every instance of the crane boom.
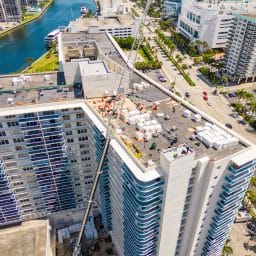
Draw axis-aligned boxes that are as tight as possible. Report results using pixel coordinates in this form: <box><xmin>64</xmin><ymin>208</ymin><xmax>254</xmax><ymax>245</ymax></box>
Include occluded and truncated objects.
<box><xmin>73</xmin><ymin>1</ymin><xmax>154</xmax><ymax>255</ymax></box>
<box><xmin>73</xmin><ymin>137</ymin><xmax>111</xmax><ymax>256</ymax></box>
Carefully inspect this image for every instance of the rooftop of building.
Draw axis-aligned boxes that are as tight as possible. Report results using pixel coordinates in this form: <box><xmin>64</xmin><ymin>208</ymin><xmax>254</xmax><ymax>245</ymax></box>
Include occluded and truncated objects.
<box><xmin>59</xmin><ymin>32</ymin><xmax>126</xmax><ymax>66</ymax></box>
<box><xmin>68</xmin><ymin>13</ymin><xmax>135</xmax><ymax>34</ymax></box>
<box><xmin>88</xmin><ymin>85</ymin><xmax>245</xmax><ymax>166</ymax></box>
<box><xmin>236</xmin><ymin>13</ymin><xmax>256</xmax><ymax>21</ymax></box>
<box><xmin>0</xmin><ymin>220</ymin><xmax>50</xmax><ymax>256</ymax></box>
<box><xmin>87</xmin><ymin>14</ymin><xmax>135</xmax><ymax>27</ymax></box>
<box><xmin>0</xmin><ymin>72</ymin><xmax>81</xmax><ymax>108</ymax></box>
<box><xmin>189</xmin><ymin>1</ymin><xmax>256</xmax><ymax>14</ymax></box>
<box><xmin>80</xmin><ymin>61</ymin><xmax>109</xmax><ymax>76</ymax></box>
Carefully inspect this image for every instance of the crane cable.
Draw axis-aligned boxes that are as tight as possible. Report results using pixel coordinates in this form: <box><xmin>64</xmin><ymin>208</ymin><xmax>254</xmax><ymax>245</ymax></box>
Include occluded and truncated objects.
<box><xmin>73</xmin><ymin>1</ymin><xmax>154</xmax><ymax>255</ymax></box>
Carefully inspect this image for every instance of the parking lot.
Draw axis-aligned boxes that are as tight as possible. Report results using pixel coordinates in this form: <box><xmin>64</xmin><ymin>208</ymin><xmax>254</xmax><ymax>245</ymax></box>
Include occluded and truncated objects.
<box><xmin>142</xmin><ymin>69</ymin><xmax>170</xmax><ymax>88</ymax></box>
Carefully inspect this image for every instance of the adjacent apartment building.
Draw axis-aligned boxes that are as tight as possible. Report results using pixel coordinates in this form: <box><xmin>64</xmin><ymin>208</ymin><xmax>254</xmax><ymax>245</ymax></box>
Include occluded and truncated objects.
<box><xmin>0</xmin><ymin>0</ymin><xmax>22</xmax><ymax>22</ymax></box>
<box><xmin>163</xmin><ymin>0</ymin><xmax>182</xmax><ymax>16</ymax></box>
<box><xmin>178</xmin><ymin>0</ymin><xmax>255</xmax><ymax>49</ymax></box>
<box><xmin>223</xmin><ymin>13</ymin><xmax>256</xmax><ymax>82</ymax></box>
<box><xmin>68</xmin><ymin>0</ymin><xmax>137</xmax><ymax>38</ymax></box>
<box><xmin>0</xmin><ymin>32</ymin><xmax>255</xmax><ymax>256</ymax></box>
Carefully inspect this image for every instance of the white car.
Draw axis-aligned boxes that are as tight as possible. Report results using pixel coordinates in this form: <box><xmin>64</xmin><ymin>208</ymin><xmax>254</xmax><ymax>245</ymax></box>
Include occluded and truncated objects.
<box><xmin>207</xmin><ymin>101</ymin><xmax>212</xmax><ymax>106</ymax></box>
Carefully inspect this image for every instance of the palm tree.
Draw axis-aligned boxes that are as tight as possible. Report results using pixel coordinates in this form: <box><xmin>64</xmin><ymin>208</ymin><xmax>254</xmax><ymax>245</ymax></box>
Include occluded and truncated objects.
<box><xmin>249</xmin><ymin>101</ymin><xmax>256</xmax><ymax>115</ymax></box>
<box><xmin>221</xmin><ymin>239</ymin><xmax>233</xmax><ymax>256</ymax></box>
<box><xmin>236</xmin><ymin>89</ymin><xmax>247</xmax><ymax>103</ymax></box>
<box><xmin>221</xmin><ymin>75</ymin><xmax>229</xmax><ymax>87</ymax></box>
<box><xmin>245</xmin><ymin>92</ymin><xmax>254</xmax><ymax>104</ymax></box>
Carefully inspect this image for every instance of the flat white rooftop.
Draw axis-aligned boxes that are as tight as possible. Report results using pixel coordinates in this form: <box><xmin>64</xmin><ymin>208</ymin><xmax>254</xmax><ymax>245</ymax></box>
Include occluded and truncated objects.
<box><xmin>80</xmin><ymin>61</ymin><xmax>109</xmax><ymax>76</ymax></box>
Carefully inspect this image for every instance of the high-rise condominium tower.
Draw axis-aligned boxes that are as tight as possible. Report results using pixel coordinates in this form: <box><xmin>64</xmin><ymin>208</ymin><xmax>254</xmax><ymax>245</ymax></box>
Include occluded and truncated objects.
<box><xmin>0</xmin><ymin>0</ymin><xmax>21</xmax><ymax>22</ymax></box>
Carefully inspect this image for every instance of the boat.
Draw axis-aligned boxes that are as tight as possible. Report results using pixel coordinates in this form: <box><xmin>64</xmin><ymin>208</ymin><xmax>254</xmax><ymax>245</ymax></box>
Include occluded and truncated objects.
<box><xmin>44</xmin><ymin>29</ymin><xmax>60</xmax><ymax>48</ymax></box>
<box><xmin>44</xmin><ymin>26</ymin><xmax>67</xmax><ymax>48</ymax></box>
<box><xmin>81</xmin><ymin>6</ymin><xmax>88</xmax><ymax>15</ymax></box>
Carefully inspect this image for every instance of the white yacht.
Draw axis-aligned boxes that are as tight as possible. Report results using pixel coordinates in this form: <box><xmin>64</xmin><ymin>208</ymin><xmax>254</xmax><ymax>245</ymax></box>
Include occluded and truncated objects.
<box><xmin>81</xmin><ymin>6</ymin><xmax>88</xmax><ymax>15</ymax></box>
<box><xmin>44</xmin><ymin>29</ymin><xmax>60</xmax><ymax>48</ymax></box>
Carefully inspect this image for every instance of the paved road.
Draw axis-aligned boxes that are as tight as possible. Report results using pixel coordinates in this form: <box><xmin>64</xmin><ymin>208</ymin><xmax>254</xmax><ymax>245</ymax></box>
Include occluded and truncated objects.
<box><xmin>142</xmin><ymin>24</ymin><xmax>256</xmax><ymax>144</ymax></box>
<box><xmin>126</xmin><ymin>3</ymin><xmax>256</xmax><ymax>143</ymax></box>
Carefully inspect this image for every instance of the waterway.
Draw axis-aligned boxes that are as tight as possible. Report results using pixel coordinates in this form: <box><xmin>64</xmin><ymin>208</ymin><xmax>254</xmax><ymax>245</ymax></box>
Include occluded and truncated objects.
<box><xmin>0</xmin><ymin>0</ymin><xmax>96</xmax><ymax>74</ymax></box>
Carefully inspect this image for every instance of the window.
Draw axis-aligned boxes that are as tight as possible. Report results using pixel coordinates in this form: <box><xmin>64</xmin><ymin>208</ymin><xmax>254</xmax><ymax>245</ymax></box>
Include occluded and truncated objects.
<box><xmin>77</xmin><ymin>129</ymin><xmax>87</xmax><ymax>134</ymax></box>
<box><xmin>64</xmin><ymin>123</ymin><xmax>71</xmax><ymax>128</ymax></box>
<box><xmin>82</xmin><ymin>157</ymin><xmax>90</xmax><ymax>161</ymax></box>
<box><xmin>18</xmin><ymin>153</ymin><xmax>28</xmax><ymax>158</ymax></box>
<box><xmin>7</xmin><ymin>121</ymin><xmax>19</xmax><ymax>127</ymax></box>
<box><xmin>63</xmin><ymin>115</ymin><xmax>70</xmax><ymax>120</ymax></box>
<box><xmin>66</xmin><ymin>131</ymin><xmax>72</xmax><ymax>136</ymax></box>
<box><xmin>0</xmin><ymin>131</ymin><xmax>6</xmax><ymax>136</ymax></box>
<box><xmin>15</xmin><ymin>146</ymin><xmax>24</xmax><ymax>151</ymax></box>
<box><xmin>5</xmin><ymin>115</ymin><xmax>16</xmax><ymax>119</ymax></box>
<box><xmin>0</xmin><ymin>139</ymin><xmax>9</xmax><ymax>145</ymax></box>
<box><xmin>79</xmin><ymin>136</ymin><xmax>88</xmax><ymax>141</ymax></box>
<box><xmin>76</xmin><ymin>113</ymin><xmax>84</xmax><ymax>119</ymax></box>
<box><xmin>24</xmin><ymin>113</ymin><xmax>35</xmax><ymax>118</ymax></box>
<box><xmin>2</xmin><ymin>155</ymin><xmax>14</xmax><ymax>161</ymax></box>
<box><xmin>76</xmin><ymin>122</ymin><xmax>85</xmax><ymax>127</ymax></box>
<box><xmin>23</xmin><ymin>166</ymin><xmax>33</xmax><ymax>172</ymax></box>
<box><xmin>81</xmin><ymin>150</ymin><xmax>89</xmax><ymax>155</ymax></box>
<box><xmin>67</xmin><ymin>138</ymin><xmax>74</xmax><ymax>143</ymax></box>
<box><xmin>13</xmin><ymin>138</ymin><xmax>24</xmax><ymax>143</ymax></box>
<box><xmin>79</xmin><ymin>144</ymin><xmax>88</xmax><ymax>149</ymax></box>
<box><xmin>15</xmin><ymin>188</ymin><xmax>26</xmax><ymax>192</ymax></box>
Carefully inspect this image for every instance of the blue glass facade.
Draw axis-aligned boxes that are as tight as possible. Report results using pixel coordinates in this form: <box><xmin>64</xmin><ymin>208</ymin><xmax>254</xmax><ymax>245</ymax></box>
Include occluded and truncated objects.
<box><xmin>0</xmin><ymin>160</ymin><xmax>21</xmax><ymax>226</ymax></box>
<box><xmin>94</xmin><ymin>125</ymin><xmax>164</xmax><ymax>256</ymax></box>
<box><xmin>19</xmin><ymin>111</ymin><xmax>76</xmax><ymax>213</ymax></box>
<box><xmin>122</xmin><ymin>163</ymin><xmax>164</xmax><ymax>256</ymax></box>
<box><xmin>202</xmin><ymin>160</ymin><xmax>256</xmax><ymax>256</ymax></box>
<box><xmin>93</xmin><ymin>125</ymin><xmax>112</xmax><ymax>231</ymax></box>
<box><xmin>164</xmin><ymin>0</ymin><xmax>181</xmax><ymax>15</ymax></box>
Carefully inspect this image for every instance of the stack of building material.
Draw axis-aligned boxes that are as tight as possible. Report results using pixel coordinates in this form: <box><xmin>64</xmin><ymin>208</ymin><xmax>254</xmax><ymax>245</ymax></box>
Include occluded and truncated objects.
<box><xmin>192</xmin><ymin>114</ymin><xmax>201</xmax><ymax>122</ymax></box>
<box><xmin>133</xmin><ymin>82</ymin><xmax>150</xmax><ymax>90</ymax></box>
<box><xmin>196</xmin><ymin>123</ymin><xmax>239</xmax><ymax>150</ymax></box>
<box><xmin>183</xmin><ymin>110</ymin><xmax>191</xmax><ymax>118</ymax></box>
<box><xmin>135</xmin><ymin>131</ymin><xmax>144</xmax><ymax>141</ymax></box>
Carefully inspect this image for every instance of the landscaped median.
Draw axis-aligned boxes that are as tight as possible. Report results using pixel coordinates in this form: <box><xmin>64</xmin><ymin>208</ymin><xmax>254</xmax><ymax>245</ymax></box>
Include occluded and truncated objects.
<box><xmin>0</xmin><ymin>0</ymin><xmax>53</xmax><ymax>38</ymax></box>
<box><xmin>155</xmin><ymin>38</ymin><xmax>196</xmax><ymax>86</ymax></box>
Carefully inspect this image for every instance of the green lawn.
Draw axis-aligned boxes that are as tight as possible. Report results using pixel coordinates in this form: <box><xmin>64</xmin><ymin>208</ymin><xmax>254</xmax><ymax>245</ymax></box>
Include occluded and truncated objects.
<box><xmin>22</xmin><ymin>14</ymin><xmax>37</xmax><ymax>23</ymax></box>
<box><xmin>24</xmin><ymin>51</ymin><xmax>59</xmax><ymax>73</ymax></box>
<box><xmin>138</xmin><ymin>48</ymin><xmax>149</xmax><ymax>61</ymax></box>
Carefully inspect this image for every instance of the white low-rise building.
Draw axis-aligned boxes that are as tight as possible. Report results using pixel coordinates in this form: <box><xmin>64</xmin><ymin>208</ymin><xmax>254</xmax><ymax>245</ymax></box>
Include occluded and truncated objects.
<box><xmin>69</xmin><ymin>14</ymin><xmax>138</xmax><ymax>38</ymax></box>
<box><xmin>58</xmin><ymin>32</ymin><xmax>128</xmax><ymax>97</ymax></box>
<box><xmin>178</xmin><ymin>0</ymin><xmax>256</xmax><ymax>48</ymax></box>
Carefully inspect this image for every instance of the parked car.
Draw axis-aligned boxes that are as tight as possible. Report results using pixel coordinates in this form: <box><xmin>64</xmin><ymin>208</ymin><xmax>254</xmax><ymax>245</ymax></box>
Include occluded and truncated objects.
<box><xmin>238</xmin><ymin>119</ymin><xmax>247</xmax><ymax>125</ymax></box>
<box><xmin>231</xmin><ymin>112</ymin><xmax>239</xmax><ymax>118</ymax></box>
<box><xmin>228</xmin><ymin>92</ymin><xmax>237</xmax><ymax>97</ymax></box>
<box><xmin>159</xmin><ymin>77</ymin><xmax>166</xmax><ymax>82</ymax></box>
<box><xmin>225</xmin><ymin>123</ymin><xmax>233</xmax><ymax>129</ymax></box>
<box><xmin>207</xmin><ymin>101</ymin><xmax>213</xmax><ymax>106</ymax></box>
<box><xmin>185</xmin><ymin>92</ymin><xmax>190</xmax><ymax>98</ymax></box>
